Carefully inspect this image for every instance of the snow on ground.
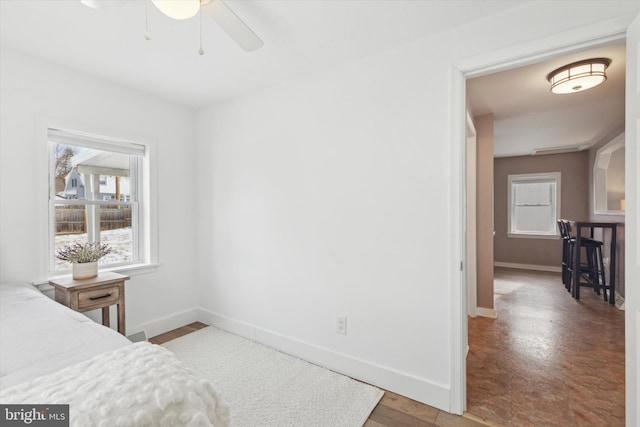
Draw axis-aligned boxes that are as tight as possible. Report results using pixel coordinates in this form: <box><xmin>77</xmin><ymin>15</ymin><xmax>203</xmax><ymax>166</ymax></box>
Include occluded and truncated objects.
<box><xmin>55</xmin><ymin>227</ymin><xmax>133</xmax><ymax>270</ymax></box>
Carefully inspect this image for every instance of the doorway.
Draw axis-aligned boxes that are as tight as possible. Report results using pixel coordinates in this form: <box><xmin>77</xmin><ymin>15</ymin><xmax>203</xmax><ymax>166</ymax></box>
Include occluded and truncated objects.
<box><xmin>466</xmin><ymin>44</ymin><xmax>626</xmax><ymax>422</ymax></box>
<box><xmin>450</xmin><ymin>22</ymin><xmax>635</xmax><ymax>420</ymax></box>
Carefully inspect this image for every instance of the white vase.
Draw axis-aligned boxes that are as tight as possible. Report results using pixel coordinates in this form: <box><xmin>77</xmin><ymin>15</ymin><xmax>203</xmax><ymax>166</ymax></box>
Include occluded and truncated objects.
<box><xmin>72</xmin><ymin>262</ymin><xmax>98</xmax><ymax>280</ymax></box>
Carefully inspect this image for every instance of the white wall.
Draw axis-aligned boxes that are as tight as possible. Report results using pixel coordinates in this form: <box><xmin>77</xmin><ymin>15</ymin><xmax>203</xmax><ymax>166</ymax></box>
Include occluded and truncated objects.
<box><xmin>0</xmin><ymin>48</ymin><xmax>199</xmax><ymax>337</ymax></box>
<box><xmin>194</xmin><ymin>1</ymin><xmax>640</xmax><ymax>412</ymax></box>
<box><xmin>196</xmin><ymin>34</ymin><xmax>454</xmax><ymax>407</ymax></box>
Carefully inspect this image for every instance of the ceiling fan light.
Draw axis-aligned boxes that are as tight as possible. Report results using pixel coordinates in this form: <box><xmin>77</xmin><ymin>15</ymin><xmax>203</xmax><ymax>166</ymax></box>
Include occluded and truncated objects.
<box><xmin>151</xmin><ymin>0</ymin><xmax>200</xmax><ymax>20</ymax></box>
<box><xmin>80</xmin><ymin>0</ymin><xmax>127</xmax><ymax>11</ymax></box>
<box><xmin>546</xmin><ymin>58</ymin><xmax>611</xmax><ymax>94</ymax></box>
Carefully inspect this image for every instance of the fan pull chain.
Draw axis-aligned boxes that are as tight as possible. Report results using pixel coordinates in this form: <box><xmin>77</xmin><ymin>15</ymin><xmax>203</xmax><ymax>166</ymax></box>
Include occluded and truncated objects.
<box><xmin>198</xmin><ymin>4</ymin><xmax>204</xmax><ymax>55</ymax></box>
<box><xmin>144</xmin><ymin>0</ymin><xmax>151</xmax><ymax>40</ymax></box>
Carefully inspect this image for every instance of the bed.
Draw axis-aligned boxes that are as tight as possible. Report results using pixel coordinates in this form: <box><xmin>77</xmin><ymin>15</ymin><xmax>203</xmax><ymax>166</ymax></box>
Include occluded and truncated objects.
<box><xmin>0</xmin><ymin>282</ymin><xmax>229</xmax><ymax>426</ymax></box>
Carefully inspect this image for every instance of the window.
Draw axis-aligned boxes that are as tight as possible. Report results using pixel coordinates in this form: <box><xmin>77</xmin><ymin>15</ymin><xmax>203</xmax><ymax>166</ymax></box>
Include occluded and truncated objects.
<box><xmin>48</xmin><ymin>128</ymin><xmax>148</xmax><ymax>274</ymax></box>
<box><xmin>508</xmin><ymin>172</ymin><xmax>561</xmax><ymax>238</ymax></box>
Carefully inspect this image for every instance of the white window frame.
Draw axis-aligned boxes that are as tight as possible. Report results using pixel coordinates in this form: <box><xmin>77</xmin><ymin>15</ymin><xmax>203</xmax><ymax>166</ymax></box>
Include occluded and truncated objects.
<box><xmin>35</xmin><ymin>117</ymin><xmax>158</xmax><ymax>283</ymax></box>
<box><xmin>507</xmin><ymin>172</ymin><xmax>561</xmax><ymax>239</ymax></box>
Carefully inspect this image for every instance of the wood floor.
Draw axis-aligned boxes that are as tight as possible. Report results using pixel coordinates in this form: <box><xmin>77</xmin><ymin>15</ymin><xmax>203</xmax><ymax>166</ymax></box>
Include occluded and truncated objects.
<box><xmin>467</xmin><ymin>267</ymin><xmax>625</xmax><ymax>426</ymax></box>
<box><xmin>150</xmin><ymin>268</ymin><xmax>623</xmax><ymax>427</ymax></box>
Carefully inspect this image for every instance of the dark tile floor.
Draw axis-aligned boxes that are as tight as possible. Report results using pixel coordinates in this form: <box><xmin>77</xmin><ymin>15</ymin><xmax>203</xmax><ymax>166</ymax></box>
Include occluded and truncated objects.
<box><xmin>467</xmin><ymin>268</ymin><xmax>625</xmax><ymax>426</ymax></box>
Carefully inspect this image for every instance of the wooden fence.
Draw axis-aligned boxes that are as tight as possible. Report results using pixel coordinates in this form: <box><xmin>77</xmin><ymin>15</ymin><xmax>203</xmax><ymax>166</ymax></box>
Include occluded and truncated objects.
<box><xmin>55</xmin><ymin>206</ymin><xmax>132</xmax><ymax>235</ymax></box>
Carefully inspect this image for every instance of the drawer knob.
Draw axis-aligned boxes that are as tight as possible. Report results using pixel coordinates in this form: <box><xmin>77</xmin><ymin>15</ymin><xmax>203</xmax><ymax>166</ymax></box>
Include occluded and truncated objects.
<box><xmin>89</xmin><ymin>293</ymin><xmax>112</xmax><ymax>301</ymax></box>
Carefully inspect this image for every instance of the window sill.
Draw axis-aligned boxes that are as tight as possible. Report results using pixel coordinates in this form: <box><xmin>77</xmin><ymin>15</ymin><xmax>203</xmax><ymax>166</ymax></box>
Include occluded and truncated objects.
<box><xmin>109</xmin><ymin>262</ymin><xmax>161</xmax><ymax>276</ymax></box>
<box><xmin>34</xmin><ymin>263</ymin><xmax>161</xmax><ymax>288</ymax></box>
<box><xmin>507</xmin><ymin>233</ymin><xmax>560</xmax><ymax>240</ymax></box>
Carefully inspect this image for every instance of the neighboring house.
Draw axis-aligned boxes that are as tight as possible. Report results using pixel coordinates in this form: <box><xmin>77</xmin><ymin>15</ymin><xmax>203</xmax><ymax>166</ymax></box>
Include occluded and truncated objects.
<box><xmin>58</xmin><ymin>167</ymin><xmax>85</xmax><ymax>199</ymax></box>
<box><xmin>99</xmin><ymin>175</ymin><xmax>131</xmax><ymax>201</ymax></box>
<box><xmin>57</xmin><ymin>167</ymin><xmax>130</xmax><ymax>201</ymax></box>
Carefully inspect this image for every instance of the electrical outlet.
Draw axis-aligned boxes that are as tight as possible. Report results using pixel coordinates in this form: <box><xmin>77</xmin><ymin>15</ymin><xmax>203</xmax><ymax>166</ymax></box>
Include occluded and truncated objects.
<box><xmin>603</xmin><ymin>257</ymin><xmax>610</xmax><ymax>267</ymax></box>
<box><xmin>336</xmin><ymin>316</ymin><xmax>347</xmax><ymax>335</ymax></box>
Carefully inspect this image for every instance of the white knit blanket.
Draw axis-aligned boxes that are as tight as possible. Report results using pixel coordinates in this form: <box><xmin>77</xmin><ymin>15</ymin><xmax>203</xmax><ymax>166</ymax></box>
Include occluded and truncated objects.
<box><xmin>0</xmin><ymin>342</ymin><xmax>230</xmax><ymax>427</ymax></box>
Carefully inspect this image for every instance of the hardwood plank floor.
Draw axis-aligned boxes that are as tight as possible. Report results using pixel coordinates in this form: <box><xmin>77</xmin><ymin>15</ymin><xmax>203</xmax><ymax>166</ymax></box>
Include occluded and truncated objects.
<box><xmin>148</xmin><ymin>321</ymin><xmax>208</xmax><ymax>345</ymax></box>
<box><xmin>150</xmin><ymin>324</ymin><xmax>489</xmax><ymax>427</ymax></box>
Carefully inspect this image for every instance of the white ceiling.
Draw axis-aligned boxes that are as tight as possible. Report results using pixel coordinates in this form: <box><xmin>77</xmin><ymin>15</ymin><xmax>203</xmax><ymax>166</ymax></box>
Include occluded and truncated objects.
<box><xmin>0</xmin><ymin>0</ymin><xmax>527</xmax><ymax>107</ymax></box>
<box><xmin>467</xmin><ymin>43</ymin><xmax>626</xmax><ymax>158</ymax></box>
<box><xmin>0</xmin><ymin>1</ymin><xmax>628</xmax><ymax>158</ymax></box>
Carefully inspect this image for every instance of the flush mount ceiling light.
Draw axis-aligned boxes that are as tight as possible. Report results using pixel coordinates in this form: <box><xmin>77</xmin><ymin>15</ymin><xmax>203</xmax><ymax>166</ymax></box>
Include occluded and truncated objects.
<box><xmin>546</xmin><ymin>58</ymin><xmax>611</xmax><ymax>94</ymax></box>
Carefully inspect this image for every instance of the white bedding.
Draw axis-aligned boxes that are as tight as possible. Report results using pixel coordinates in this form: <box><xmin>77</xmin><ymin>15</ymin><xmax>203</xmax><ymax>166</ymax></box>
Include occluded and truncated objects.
<box><xmin>0</xmin><ymin>282</ymin><xmax>230</xmax><ymax>426</ymax></box>
<box><xmin>0</xmin><ymin>282</ymin><xmax>131</xmax><ymax>389</ymax></box>
<box><xmin>0</xmin><ymin>342</ymin><xmax>230</xmax><ymax>427</ymax></box>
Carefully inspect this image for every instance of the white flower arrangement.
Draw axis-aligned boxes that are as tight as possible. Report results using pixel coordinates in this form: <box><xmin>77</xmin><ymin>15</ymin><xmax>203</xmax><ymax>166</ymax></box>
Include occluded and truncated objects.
<box><xmin>55</xmin><ymin>242</ymin><xmax>112</xmax><ymax>264</ymax></box>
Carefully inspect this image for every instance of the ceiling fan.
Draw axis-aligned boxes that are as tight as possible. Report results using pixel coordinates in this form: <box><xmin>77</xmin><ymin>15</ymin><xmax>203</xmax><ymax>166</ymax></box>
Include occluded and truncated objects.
<box><xmin>80</xmin><ymin>0</ymin><xmax>263</xmax><ymax>53</ymax></box>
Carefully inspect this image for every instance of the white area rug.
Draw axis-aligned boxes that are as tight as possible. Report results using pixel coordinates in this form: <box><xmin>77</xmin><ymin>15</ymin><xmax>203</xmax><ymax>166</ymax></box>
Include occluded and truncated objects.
<box><xmin>162</xmin><ymin>327</ymin><xmax>383</xmax><ymax>427</ymax></box>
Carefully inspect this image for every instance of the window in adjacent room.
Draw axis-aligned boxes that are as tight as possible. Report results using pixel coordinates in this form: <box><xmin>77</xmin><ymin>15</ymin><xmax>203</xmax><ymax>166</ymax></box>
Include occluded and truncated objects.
<box><xmin>508</xmin><ymin>172</ymin><xmax>561</xmax><ymax>238</ymax></box>
<box><xmin>48</xmin><ymin>128</ymin><xmax>148</xmax><ymax>274</ymax></box>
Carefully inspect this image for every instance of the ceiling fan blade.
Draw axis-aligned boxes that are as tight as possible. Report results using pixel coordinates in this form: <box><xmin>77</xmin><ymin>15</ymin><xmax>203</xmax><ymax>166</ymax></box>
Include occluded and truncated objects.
<box><xmin>202</xmin><ymin>0</ymin><xmax>264</xmax><ymax>52</ymax></box>
<box><xmin>80</xmin><ymin>0</ymin><xmax>127</xmax><ymax>12</ymax></box>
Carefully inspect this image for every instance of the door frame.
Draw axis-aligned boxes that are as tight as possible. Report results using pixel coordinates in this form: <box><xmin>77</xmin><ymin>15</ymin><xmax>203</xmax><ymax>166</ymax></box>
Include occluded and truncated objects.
<box><xmin>466</xmin><ymin>112</ymin><xmax>477</xmax><ymax>319</ymax></box>
<box><xmin>449</xmin><ymin>15</ymin><xmax>635</xmax><ymax>415</ymax></box>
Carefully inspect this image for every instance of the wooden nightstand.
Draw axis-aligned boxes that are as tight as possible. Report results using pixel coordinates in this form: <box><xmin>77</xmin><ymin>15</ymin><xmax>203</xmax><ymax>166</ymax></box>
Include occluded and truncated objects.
<box><xmin>49</xmin><ymin>272</ymin><xmax>130</xmax><ymax>336</ymax></box>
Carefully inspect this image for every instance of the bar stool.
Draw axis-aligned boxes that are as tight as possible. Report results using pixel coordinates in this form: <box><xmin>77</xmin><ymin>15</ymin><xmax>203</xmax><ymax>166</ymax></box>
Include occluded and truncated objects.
<box><xmin>563</xmin><ymin>219</ymin><xmax>608</xmax><ymax>301</ymax></box>
<box><xmin>557</xmin><ymin>219</ymin><xmax>571</xmax><ymax>286</ymax></box>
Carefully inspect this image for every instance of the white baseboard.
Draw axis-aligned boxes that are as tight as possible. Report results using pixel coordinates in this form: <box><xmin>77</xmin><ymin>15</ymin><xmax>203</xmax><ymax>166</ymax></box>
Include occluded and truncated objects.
<box><xmin>197</xmin><ymin>307</ymin><xmax>451</xmax><ymax>412</ymax></box>
<box><xmin>494</xmin><ymin>262</ymin><xmax>562</xmax><ymax>273</ymax></box>
<box><xmin>475</xmin><ymin>307</ymin><xmax>497</xmax><ymax>319</ymax></box>
<box><xmin>198</xmin><ymin>309</ymin><xmax>257</xmax><ymax>340</ymax></box>
<box><xmin>128</xmin><ymin>307</ymin><xmax>200</xmax><ymax>339</ymax></box>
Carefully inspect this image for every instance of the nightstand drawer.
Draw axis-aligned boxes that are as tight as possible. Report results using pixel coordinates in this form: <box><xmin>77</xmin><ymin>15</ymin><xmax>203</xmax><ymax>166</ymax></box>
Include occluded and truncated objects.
<box><xmin>78</xmin><ymin>286</ymin><xmax>121</xmax><ymax>309</ymax></box>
